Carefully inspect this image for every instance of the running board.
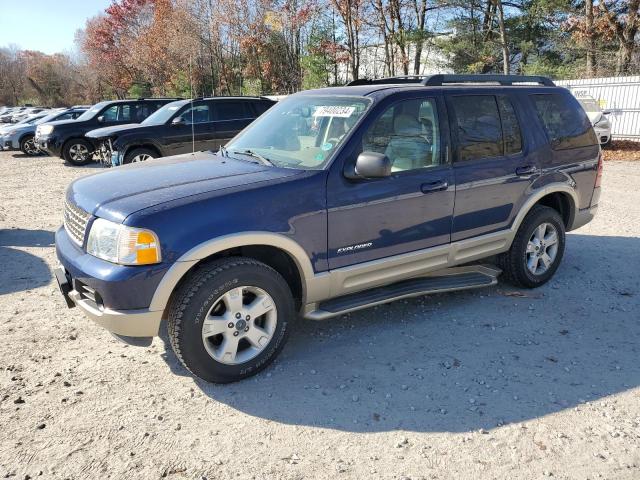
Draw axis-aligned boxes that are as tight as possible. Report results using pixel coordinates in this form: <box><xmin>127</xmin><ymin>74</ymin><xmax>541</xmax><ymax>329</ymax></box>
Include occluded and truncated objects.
<box><xmin>304</xmin><ymin>265</ymin><xmax>500</xmax><ymax>320</ymax></box>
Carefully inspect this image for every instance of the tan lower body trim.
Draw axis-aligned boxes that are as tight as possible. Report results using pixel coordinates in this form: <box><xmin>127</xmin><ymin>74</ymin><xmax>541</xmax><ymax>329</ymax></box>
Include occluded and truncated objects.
<box><xmin>312</xmin><ymin>229</ymin><xmax>511</xmax><ymax>301</ymax></box>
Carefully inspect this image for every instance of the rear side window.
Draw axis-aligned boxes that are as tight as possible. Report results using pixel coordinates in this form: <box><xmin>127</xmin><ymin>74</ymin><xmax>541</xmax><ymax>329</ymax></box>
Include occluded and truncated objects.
<box><xmin>213</xmin><ymin>101</ymin><xmax>254</xmax><ymax>121</ymax></box>
<box><xmin>450</xmin><ymin>95</ymin><xmax>502</xmax><ymax>161</ymax></box>
<box><xmin>531</xmin><ymin>93</ymin><xmax>597</xmax><ymax>150</ymax></box>
<box><xmin>253</xmin><ymin>101</ymin><xmax>273</xmax><ymax>115</ymax></box>
<box><xmin>497</xmin><ymin>96</ymin><xmax>522</xmax><ymax>154</ymax></box>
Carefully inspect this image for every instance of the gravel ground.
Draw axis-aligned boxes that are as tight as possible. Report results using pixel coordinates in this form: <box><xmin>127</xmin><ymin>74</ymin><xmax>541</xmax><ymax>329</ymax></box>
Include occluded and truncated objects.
<box><xmin>0</xmin><ymin>150</ymin><xmax>639</xmax><ymax>480</ymax></box>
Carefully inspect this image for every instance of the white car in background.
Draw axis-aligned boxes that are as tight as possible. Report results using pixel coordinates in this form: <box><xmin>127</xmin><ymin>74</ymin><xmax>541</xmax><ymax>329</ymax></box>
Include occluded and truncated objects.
<box><xmin>576</xmin><ymin>96</ymin><xmax>611</xmax><ymax>146</ymax></box>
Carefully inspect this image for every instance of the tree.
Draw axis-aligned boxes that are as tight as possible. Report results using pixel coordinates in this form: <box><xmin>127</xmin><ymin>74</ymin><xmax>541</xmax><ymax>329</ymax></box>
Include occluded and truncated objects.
<box><xmin>600</xmin><ymin>0</ymin><xmax>640</xmax><ymax>74</ymax></box>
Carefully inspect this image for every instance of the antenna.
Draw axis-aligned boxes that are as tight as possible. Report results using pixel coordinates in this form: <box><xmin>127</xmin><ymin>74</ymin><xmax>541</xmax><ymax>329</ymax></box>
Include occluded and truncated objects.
<box><xmin>189</xmin><ymin>54</ymin><xmax>195</xmax><ymax>153</ymax></box>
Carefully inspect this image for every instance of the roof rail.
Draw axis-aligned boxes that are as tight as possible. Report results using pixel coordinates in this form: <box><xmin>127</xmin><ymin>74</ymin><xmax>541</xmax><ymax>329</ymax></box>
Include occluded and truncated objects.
<box><xmin>422</xmin><ymin>74</ymin><xmax>555</xmax><ymax>86</ymax></box>
<box><xmin>347</xmin><ymin>74</ymin><xmax>555</xmax><ymax>87</ymax></box>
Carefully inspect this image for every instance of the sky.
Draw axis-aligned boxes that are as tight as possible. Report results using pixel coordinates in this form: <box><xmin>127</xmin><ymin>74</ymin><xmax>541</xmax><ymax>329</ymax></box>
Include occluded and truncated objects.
<box><xmin>0</xmin><ymin>0</ymin><xmax>113</xmax><ymax>54</ymax></box>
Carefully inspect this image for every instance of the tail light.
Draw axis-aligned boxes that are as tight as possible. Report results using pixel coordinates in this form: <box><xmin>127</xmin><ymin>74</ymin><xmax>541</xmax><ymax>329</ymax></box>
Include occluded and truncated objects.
<box><xmin>595</xmin><ymin>152</ymin><xmax>603</xmax><ymax>188</ymax></box>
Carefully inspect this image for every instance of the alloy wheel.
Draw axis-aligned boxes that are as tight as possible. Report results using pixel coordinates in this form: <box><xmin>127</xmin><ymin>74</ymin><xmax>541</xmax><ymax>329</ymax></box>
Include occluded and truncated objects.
<box><xmin>525</xmin><ymin>222</ymin><xmax>559</xmax><ymax>275</ymax></box>
<box><xmin>24</xmin><ymin>138</ymin><xmax>39</xmax><ymax>155</ymax></box>
<box><xmin>131</xmin><ymin>153</ymin><xmax>152</xmax><ymax>163</ymax></box>
<box><xmin>69</xmin><ymin>144</ymin><xmax>90</xmax><ymax>162</ymax></box>
<box><xmin>201</xmin><ymin>286</ymin><xmax>278</xmax><ymax>365</ymax></box>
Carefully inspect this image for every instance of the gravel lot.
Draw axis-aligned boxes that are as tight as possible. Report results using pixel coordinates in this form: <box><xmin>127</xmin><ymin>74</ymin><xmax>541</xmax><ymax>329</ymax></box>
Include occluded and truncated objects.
<box><xmin>0</xmin><ymin>150</ymin><xmax>639</xmax><ymax>480</ymax></box>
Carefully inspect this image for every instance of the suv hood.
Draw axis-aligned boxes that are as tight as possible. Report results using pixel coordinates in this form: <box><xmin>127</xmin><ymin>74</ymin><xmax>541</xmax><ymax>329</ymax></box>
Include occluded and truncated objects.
<box><xmin>67</xmin><ymin>151</ymin><xmax>303</xmax><ymax>222</ymax></box>
<box><xmin>86</xmin><ymin>123</ymin><xmax>146</xmax><ymax>139</ymax></box>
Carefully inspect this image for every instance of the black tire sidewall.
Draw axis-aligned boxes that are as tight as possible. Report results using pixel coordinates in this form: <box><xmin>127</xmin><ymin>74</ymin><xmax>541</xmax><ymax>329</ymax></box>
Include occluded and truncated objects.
<box><xmin>514</xmin><ymin>207</ymin><xmax>565</xmax><ymax>287</ymax></box>
<box><xmin>63</xmin><ymin>139</ymin><xmax>93</xmax><ymax>166</ymax></box>
<box><xmin>171</xmin><ymin>260</ymin><xmax>295</xmax><ymax>383</ymax></box>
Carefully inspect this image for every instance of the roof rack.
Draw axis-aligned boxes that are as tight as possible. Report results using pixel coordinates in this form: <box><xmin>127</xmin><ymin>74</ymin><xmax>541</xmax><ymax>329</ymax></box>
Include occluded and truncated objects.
<box><xmin>347</xmin><ymin>74</ymin><xmax>555</xmax><ymax>87</ymax></box>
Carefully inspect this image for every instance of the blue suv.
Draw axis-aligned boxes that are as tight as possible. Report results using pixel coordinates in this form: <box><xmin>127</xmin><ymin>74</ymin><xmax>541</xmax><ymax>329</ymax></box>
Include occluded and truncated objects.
<box><xmin>54</xmin><ymin>75</ymin><xmax>602</xmax><ymax>383</ymax></box>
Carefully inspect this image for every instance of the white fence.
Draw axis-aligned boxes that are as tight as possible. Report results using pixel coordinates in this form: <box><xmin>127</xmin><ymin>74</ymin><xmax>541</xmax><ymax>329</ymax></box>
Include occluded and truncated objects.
<box><xmin>556</xmin><ymin>76</ymin><xmax>640</xmax><ymax>141</ymax></box>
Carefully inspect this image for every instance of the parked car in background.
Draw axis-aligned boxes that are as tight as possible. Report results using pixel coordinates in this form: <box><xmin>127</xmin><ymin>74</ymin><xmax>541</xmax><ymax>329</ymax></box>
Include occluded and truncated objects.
<box><xmin>0</xmin><ymin>107</ymin><xmax>27</xmax><ymax>123</ymax></box>
<box><xmin>54</xmin><ymin>74</ymin><xmax>601</xmax><ymax>383</ymax></box>
<box><xmin>11</xmin><ymin>107</ymin><xmax>48</xmax><ymax>123</ymax></box>
<box><xmin>1</xmin><ymin>107</ymin><xmax>88</xmax><ymax>155</ymax></box>
<box><xmin>575</xmin><ymin>96</ymin><xmax>611</xmax><ymax>146</ymax></box>
<box><xmin>0</xmin><ymin>111</ymin><xmax>51</xmax><ymax>152</ymax></box>
<box><xmin>86</xmin><ymin>97</ymin><xmax>275</xmax><ymax>166</ymax></box>
<box><xmin>35</xmin><ymin>98</ymin><xmax>181</xmax><ymax>166</ymax></box>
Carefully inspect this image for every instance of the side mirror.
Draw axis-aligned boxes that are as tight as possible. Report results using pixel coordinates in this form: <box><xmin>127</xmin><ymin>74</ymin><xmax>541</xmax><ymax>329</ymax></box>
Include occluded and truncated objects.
<box><xmin>345</xmin><ymin>151</ymin><xmax>392</xmax><ymax>179</ymax></box>
<box><xmin>602</xmin><ymin>109</ymin><xmax>611</xmax><ymax>115</ymax></box>
<box><xmin>172</xmin><ymin>116</ymin><xmax>185</xmax><ymax>126</ymax></box>
<box><xmin>97</xmin><ymin>115</ymin><xmax>105</xmax><ymax>123</ymax></box>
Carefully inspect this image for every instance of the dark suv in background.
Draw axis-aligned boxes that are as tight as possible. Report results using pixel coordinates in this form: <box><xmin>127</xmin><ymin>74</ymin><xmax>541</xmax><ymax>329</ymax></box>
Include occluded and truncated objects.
<box><xmin>54</xmin><ymin>75</ymin><xmax>601</xmax><ymax>383</ymax></box>
<box><xmin>86</xmin><ymin>96</ymin><xmax>275</xmax><ymax>166</ymax></box>
<box><xmin>35</xmin><ymin>98</ymin><xmax>180</xmax><ymax>165</ymax></box>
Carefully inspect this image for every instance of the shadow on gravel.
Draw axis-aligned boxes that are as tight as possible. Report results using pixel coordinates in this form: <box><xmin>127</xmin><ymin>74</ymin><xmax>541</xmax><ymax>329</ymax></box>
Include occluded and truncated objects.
<box><xmin>0</xmin><ymin>229</ymin><xmax>54</xmax><ymax>295</ymax></box>
<box><xmin>159</xmin><ymin>233</ymin><xmax>640</xmax><ymax>433</ymax></box>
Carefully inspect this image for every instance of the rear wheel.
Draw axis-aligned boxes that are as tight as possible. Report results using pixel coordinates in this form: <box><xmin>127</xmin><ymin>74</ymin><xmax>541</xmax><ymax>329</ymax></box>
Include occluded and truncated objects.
<box><xmin>63</xmin><ymin>139</ymin><xmax>94</xmax><ymax>166</ymax></box>
<box><xmin>123</xmin><ymin>147</ymin><xmax>157</xmax><ymax>164</ymax></box>
<box><xmin>20</xmin><ymin>135</ymin><xmax>39</xmax><ymax>156</ymax></box>
<box><xmin>167</xmin><ymin>257</ymin><xmax>295</xmax><ymax>383</ymax></box>
<box><xmin>497</xmin><ymin>205</ymin><xmax>566</xmax><ymax>288</ymax></box>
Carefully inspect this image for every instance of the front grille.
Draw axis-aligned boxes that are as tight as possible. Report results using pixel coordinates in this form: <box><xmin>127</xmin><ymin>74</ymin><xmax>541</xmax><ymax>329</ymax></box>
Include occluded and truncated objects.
<box><xmin>64</xmin><ymin>200</ymin><xmax>91</xmax><ymax>246</ymax></box>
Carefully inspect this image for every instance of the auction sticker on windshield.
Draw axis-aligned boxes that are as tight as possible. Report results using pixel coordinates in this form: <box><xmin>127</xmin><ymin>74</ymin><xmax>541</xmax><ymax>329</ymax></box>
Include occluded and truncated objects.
<box><xmin>313</xmin><ymin>106</ymin><xmax>356</xmax><ymax>118</ymax></box>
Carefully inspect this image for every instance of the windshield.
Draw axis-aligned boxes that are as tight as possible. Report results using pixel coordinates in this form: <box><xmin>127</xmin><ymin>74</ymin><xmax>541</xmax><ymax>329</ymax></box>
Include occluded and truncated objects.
<box><xmin>578</xmin><ymin>98</ymin><xmax>601</xmax><ymax>113</ymax></box>
<box><xmin>226</xmin><ymin>95</ymin><xmax>371</xmax><ymax>169</ymax></box>
<box><xmin>142</xmin><ymin>100</ymin><xmax>188</xmax><ymax>125</ymax></box>
<box><xmin>75</xmin><ymin>101</ymin><xmax>110</xmax><ymax>121</ymax></box>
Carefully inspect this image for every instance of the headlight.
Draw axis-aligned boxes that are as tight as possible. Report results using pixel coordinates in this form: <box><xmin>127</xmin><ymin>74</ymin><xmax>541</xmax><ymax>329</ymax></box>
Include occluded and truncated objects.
<box><xmin>86</xmin><ymin>218</ymin><xmax>161</xmax><ymax>265</ymax></box>
<box><xmin>594</xmin><ymin>116</ymin><xmax>610</xmax><ymax>128</ymax></box>
<box><xmin>38</xmin><ymin>124</ymin><xmax>54</xmax><ymax>135</ymax></box>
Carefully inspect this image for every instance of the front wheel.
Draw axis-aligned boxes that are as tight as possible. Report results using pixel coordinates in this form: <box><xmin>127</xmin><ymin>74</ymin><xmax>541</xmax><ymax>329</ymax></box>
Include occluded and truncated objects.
<box><xmin>123</xmin><ymin>147</ymin><xmax>157</xmax><ymax>164</ymax></box>
<box><xmin>20</xmin><ymin>135</ymin><xmax>39</xmax><ymax>156</ymax></box>
<box><xmin>497</xmin><ymin>205</ymin><xmax>566</xmax><ymax>288</ymax></box>
<box><xmin>167</xmin><ymin>257</ymin><xmax>295</xmax><ymax>383</ymax></box>
<box><xmin>63</xmin><ymin>139</ymin><xmax>94</xmax><ymax>166</ymax></box>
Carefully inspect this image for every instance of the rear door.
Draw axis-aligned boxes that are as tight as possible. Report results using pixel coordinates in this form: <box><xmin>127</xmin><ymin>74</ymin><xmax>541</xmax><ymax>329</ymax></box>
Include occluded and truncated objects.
<box><xmin>446</xmin><ymin>91</ymin><xmax>534</xmax><ymax>241</ymax></box>
<box><xmin>209</xmin><ymin>100</ymin><xmax>257</xmax><ymax>150</ymax></box>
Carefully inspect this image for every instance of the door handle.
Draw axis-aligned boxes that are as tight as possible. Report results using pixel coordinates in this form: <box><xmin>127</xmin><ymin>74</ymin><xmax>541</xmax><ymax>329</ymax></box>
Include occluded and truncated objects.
<box><xmin>421</xmin><ymin>180</ymin><xmax>448</xmax><ymax>193</ymax></box>
<box><xmin>516</xmin><ymin>165</ymin><xmax>537</xmax><ymax>176</ymax></box>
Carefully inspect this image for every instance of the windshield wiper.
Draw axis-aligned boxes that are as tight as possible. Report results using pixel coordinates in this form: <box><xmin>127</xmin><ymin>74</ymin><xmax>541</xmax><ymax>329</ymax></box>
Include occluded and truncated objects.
<box><xmin>218</xmin><ymin>145</ymin><xmax>229</xmax><ymax>158</ymax></box>
<box><xmin>229</xmin><ymin>149</ymin><xmax>274</xmax><ymax>166</ymax></box>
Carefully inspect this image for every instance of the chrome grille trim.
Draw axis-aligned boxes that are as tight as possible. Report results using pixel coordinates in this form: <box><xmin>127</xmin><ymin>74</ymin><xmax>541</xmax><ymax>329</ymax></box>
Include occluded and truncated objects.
<box><xmin>64</xmin><ymin>200</ymin><xmax>91</xmax><ymax>246</ymax></box>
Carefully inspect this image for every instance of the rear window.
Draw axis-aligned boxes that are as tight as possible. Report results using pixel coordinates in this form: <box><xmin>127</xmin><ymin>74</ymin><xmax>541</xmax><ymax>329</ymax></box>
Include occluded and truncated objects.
<box><xmin>531</xmin><ymin>93</ymin><xmax>597</xmax><ymax>150</ymax></box>
<box><xmin>213</xmin><ymin>101</ymin><xmax>255</xmax><ymax>121</ymax></box>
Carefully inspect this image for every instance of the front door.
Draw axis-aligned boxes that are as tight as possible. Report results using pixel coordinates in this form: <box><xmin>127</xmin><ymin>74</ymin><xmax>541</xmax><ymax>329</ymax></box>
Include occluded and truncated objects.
<box><xmin>327</xmin><ymin>95</ymin><xmax>454</xmax><ymax>269</ymax></box>
<box><xmin>164</xmin><ymin>102</ymin><xmax>213</xmax><ymax>155</ymax></box>
<box><xmin>446</xmin><ymin>92</ymin><xmax>535</xmax><ymax>241</ymax></box>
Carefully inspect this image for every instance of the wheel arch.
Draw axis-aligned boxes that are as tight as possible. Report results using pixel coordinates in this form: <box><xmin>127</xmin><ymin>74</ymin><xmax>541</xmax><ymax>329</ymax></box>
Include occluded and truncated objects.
<box><xmin>511</xmin><ymin>184</ymin><xmax>578</xmax><ymax>236</ymax></box>
<box><xmin>150</xmin><ymin>233</ymin><xmax>322</xmax><ymax>318</ymax></box>
<box><xmin>18</xmin><ymin>132</ymin><xmax>34</xmax><ymax>144</ymax></box>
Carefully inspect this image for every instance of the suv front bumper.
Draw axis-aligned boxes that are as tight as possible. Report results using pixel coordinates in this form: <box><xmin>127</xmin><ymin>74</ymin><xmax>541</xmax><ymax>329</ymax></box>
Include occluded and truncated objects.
<box><xmin>54</xmin><ymin>265</ymin><xmax>163</xmax><ymax>338</ymax></box>
<box><xmin>35</xmin><ymin>134</ymin><xmax>62</xmax><ymax>157</ymax></box>
<box><xmin>55</xmin><ymin>227</ymin><xmax>169</xmax><ymax>340</ymax></box>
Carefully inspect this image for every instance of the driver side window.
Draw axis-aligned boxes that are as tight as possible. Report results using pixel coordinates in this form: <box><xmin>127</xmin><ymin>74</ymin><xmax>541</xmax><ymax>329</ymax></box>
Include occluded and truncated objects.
<box><xmin>363</xmin><ymin>98</ymin><xmax>440</xmax><ymax>172</ymax></box>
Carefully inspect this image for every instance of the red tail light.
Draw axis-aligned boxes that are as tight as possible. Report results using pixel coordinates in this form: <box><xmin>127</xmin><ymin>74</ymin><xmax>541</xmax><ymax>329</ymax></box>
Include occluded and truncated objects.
<box><xmin>595</xmin><ymin>152</ymin><xmax>603</xmax><ymax>188</ymax></box>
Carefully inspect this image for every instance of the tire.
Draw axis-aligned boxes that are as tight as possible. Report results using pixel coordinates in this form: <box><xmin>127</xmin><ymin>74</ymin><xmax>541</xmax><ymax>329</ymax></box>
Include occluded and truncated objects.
<box><xmin>167</xmin><ymin>257</ymin><xmax>296</xmax><ymax>383</ymax></box>
<box><xmin>19</xmin><ymin>135</ymin><xmax>39</xmax><ymax>156</ymax></box>
<box><xmin>63</xmin><ymin>139</ymin><xmax>94</xmax><ymax>166</ymax></box>
<box><xmin>123</xmin><ymin>147</ymin><xmax>157</xmax><ymax>164</ymax></box>
<box><xmin>496</xmin><ymin>205</ymin><xmax>566</xmax><ymax>288</ymax></box>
